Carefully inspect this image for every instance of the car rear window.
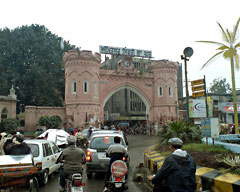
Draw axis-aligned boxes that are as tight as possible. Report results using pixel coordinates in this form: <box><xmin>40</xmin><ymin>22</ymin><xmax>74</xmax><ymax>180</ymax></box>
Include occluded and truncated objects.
<box><xmin>28</xmin><ymin>144</ymin><xmax>39</xmax><ymax>157</ymax></box>
<box><xmin>90</xmin><ymin>136</ymin><xmax>124</xmax><ymax>151</ymax></box>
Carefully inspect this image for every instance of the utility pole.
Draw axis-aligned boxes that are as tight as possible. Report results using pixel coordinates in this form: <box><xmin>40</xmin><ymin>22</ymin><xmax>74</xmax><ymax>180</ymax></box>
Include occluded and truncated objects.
<box><xmin>181</xmin><ymin>47</ymin><xmax>193</xmax><ymax>123</ymax></box>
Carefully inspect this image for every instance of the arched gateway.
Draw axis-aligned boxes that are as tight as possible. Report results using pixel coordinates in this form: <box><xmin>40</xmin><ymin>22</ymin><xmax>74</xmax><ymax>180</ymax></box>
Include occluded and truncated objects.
<box><xmin>64</xmin><ymin>49</ymin><xmax>179</xmax><ymax>128</ymax></box>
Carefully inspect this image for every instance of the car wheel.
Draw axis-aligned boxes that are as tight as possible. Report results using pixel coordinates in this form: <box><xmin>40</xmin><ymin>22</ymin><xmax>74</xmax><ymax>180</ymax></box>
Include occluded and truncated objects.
<box><xmin>29</xmin><ymin>177</ymin><xmax>39</xmax><ymax>192</ymax></box>
<box><xmin>87</xmin><ymin>172</ymin><xmax>92</xmax><ymax>179</ymax></box>
<box><xmin>42</xmin><ymin>170</ymin><xmax>49</xmax><ymax>185</ymax></box>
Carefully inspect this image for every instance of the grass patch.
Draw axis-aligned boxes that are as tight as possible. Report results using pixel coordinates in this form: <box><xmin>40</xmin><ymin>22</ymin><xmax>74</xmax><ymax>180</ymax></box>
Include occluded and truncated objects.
<box><xmin>154</xmin><ymin>142</ymin><xmax>237</xmax><ymax>173</ymax></box>
<box><xmin>183</xmin><ymin>143</ymin><xmax>230</xmax><ymax>153</ymax></box>
<box><xmin>154</xmin><ymin>143</ymin><xmax>230</xmax><ymax>153</ymax></box>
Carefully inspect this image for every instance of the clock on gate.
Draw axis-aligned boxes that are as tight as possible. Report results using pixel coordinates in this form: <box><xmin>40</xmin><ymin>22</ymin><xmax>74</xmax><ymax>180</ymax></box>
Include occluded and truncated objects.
<box><xmin>124</xmin><ymin>60</ymin><xmax>130</xmax><ymax>67</ymax></box>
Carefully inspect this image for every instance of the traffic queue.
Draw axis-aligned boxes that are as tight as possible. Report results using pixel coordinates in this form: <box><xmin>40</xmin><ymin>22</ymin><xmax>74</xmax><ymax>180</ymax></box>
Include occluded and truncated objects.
<box><xmin>0</xmin><ymin>125</ymin><xmax>129</xmax><ymax>192</ymax></box>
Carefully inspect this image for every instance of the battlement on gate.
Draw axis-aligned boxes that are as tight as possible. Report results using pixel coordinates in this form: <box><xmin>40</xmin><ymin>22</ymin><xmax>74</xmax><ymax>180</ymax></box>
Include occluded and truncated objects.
<box><xmin>63</xmin><ymin>49</ymin><xmax>101</xmax><ymax>64</ymax></box>
<box><xmin>149</xmin><ymin>59</ymin><xmax>178</xmax><ymax>70</ymax></box>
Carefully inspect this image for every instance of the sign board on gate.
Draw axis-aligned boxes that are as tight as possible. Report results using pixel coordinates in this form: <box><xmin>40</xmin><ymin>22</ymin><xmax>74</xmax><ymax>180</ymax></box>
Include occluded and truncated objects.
<box><xmin>192</xmin><ymin>85</ymin><xmax>205</xmax><ymax>92</ymax></box>
<box><xmin>191</xmin><ymin>79</ymin><xmax>204</xmax><ymax>86</ymax></box>
<box><xmin>192</xmin><ymin>91</ymin><xmax>205</xmax><ymax>97</ymax></box>
<box><xmin>99</xmin><ymin>45</ymin><xmax>152</xmax><ymax>58</ymax></box>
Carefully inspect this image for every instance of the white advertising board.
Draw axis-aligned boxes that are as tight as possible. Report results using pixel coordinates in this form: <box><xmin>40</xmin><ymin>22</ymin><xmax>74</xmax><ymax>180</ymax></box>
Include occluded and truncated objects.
<box><xmin>201</xmin><ymin>118</ymin><xmax>219</xmax><ymax>138</ymax></box>
<box><xmin>189</xmin><ymin>99</ymin><xmax>206</xmax><ymax>118</ymax></box>
<box><xmin>99</xmin><ymin>45</ymin><xmax>152</xmax><ymax>58</ymax></box>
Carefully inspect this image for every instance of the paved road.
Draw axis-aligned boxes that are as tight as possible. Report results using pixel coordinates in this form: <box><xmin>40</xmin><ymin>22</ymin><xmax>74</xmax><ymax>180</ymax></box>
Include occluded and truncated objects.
<box><xmin>22</xmin><ymin>135</ymin><xmax>158</xmax><ymax>192</ymax></box>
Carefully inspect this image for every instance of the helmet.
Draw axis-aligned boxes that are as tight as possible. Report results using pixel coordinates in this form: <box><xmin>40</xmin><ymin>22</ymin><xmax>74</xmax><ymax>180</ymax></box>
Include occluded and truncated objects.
<box><xmin>67</xmin><ymin>135</ymin><xmax>76</xmax><ymax>145</ymax></box>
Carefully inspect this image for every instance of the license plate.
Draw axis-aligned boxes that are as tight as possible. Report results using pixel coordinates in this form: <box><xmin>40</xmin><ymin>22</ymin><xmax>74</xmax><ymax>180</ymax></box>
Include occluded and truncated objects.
<box><xmin>97</xmin><ymin>153</ymin><xmax>107</xmax><ymax>159</ymax></box>
<box><xmin>115</xmin><ymin>183</ymin><xmax>122</xmax><ymax>188</ymax></box>
<box><xmin>72</xmin><ymin>186</ymin><xmax>83</xmax><ymax>192</ymax></box>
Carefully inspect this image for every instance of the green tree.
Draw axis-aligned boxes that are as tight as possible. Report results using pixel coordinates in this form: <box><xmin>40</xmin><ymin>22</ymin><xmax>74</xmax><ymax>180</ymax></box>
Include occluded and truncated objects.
<box><xmin>39</xmin><ymin>115</ymin><xmax>61</xmax><ymax>129</ymax></box>
<box><xmin>209</xmin><ymin>77</ymin><xmax>232</xmax><ymax>94</ymax></box>
<box><xmin>0</xmin><ymin>118</ymin><xmax>19</xmax><ymax>133</ymax></box>
<box><xmin>197</xmin><ymin>18</ymin><xmax>240</xmax><ymax>134</ymax></box>
<box><xmin>0</xmin><ymin>24</ymin><xmax>75</xmax><ymax>106</ymax></box>
<box><xmin>158</xmin><ymin>121</ymin><xmax>201</xmax><ymax>145</ymax></box>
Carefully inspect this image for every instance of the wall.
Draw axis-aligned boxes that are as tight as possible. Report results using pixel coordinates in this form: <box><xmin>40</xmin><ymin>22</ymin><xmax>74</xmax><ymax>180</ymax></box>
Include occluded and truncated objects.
<box><xmin>24</xmin><ymin>106</ymin><xmax>65</xmax><ymax>131</ymax></box>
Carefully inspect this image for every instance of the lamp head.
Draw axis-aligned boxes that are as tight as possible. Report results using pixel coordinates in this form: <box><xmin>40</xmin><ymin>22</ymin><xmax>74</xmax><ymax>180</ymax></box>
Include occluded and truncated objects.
<box><xmin>183</xmin><ymin>47</ymin><xmax>193</xmax><ymax>57</ymax></box>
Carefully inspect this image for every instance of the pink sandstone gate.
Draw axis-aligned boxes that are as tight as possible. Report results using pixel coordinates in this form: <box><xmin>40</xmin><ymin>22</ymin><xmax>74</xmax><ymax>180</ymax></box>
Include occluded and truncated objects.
<box><xmin>64</xmin><ymin>50</ymin><xmax>179</xmax><ymax>128</ymax></box>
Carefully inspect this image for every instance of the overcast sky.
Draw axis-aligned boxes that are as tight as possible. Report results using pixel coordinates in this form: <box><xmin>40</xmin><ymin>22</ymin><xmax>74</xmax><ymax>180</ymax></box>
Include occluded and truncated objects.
<box><xmin>1</xmin><ymin>0</ymin><xmax>240</xmax><ymax>94</ymax></box>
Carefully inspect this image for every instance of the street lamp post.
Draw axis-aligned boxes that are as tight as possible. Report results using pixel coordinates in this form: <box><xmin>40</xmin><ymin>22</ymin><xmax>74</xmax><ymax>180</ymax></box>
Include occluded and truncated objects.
<box><xmin>181</xmin><ymin>47</ymin><xmax>193</xmax><ymax>123</ymax></box>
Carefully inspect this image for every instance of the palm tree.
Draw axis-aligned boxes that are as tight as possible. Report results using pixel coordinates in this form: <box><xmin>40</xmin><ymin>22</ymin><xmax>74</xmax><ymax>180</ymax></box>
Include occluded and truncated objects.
<box><xmin>197</xmin><ymin>18</ymin><xmax>240</xmax><ymax>134</ymax></box>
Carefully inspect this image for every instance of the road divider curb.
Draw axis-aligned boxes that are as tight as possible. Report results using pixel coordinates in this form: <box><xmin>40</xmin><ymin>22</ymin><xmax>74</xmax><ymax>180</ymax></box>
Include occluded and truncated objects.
<box><xmin>144</xmin><ymin>146</ymin><xmax>240</xmax><ymax>192</ymax></box>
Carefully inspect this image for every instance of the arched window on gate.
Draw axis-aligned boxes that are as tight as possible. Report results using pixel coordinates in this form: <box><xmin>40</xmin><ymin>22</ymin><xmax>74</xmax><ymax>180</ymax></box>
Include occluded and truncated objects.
<box><xmin>83</xmin><ymin>80</ymin><xmax>89</xmax><ymax>94</ymax></box>
<box><xmin>169</xmin><ymin>85</ymin><xmax>173</xmax><ymax>97</ymax></box>
<box><xmin>72</xmin><ymin>79</ymin><xmax>76</xmax><ymax>94</ymax></box>
<box><xmin>1</xmin><ymin>108</ymin><xmax>8</xmax><ymax>119</ymax></box>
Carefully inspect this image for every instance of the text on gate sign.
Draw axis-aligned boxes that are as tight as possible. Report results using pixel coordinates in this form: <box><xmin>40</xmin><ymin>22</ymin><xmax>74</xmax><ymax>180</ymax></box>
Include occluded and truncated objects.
<box><xmin>99</xmin><ymin>45</ymin><xmax>152</xmax><ymax>58</ymax></box>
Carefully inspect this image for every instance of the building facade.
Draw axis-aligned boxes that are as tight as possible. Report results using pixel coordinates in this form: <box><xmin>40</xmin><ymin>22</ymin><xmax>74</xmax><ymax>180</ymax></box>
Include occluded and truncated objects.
<box><xmin>0</xmin><ymin>87</ymin><xmax>17</xmax><ymax>123</ymax></box>
<box><xmin>24</xmin><ymin>48</ymin><xmax>180</xmax><ymax>130</ymax></box>
<box><xmin>63</xmin><ymin>49</ymin><xmax>179</xmax><ymax>128</ymax></box>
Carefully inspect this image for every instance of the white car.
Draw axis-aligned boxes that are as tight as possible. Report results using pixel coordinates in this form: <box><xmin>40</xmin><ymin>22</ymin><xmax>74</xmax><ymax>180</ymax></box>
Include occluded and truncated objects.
<box><xmin>25</xmin><ymin>139</ymin><xmax>61</xmax><ymax>185</ymax></box>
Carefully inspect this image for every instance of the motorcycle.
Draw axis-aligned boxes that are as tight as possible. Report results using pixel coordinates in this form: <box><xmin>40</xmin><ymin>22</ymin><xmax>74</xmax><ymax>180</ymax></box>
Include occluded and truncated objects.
<box><xmin>106</xmin><ymin>160</ymin><xmax>128</xmax><ymax>192</ymax></box>
<box><xmin>65</xmin><ymin>173</ymin><xmax>85</xmax><ymax>192</ymax></box>
<box><xmin>56</xmin><ymin>158</ymin><xmax>85</xmax><ymax>192</ymax></box>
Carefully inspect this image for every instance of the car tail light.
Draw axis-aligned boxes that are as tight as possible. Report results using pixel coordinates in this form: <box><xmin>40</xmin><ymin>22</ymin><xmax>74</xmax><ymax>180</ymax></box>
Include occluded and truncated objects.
<box><xmin>116</xmin><ymin>177</ymin><xmax>122</xmax><ymax>182</ymax></box>
<box><xmin>122</xmin><ymin>157</ymin><xmax>126</xmax><ymax>161</ymax></box>
<box><xmin>86</xmin><ymin>150</ymin><xmax>92</xmax><ymax>162</ymax></box>
<box><xmin>73</xmin><ymin>179</ymin><xmax>85</xmax><ymax>186</ymax></box>
<box><xmin>36</xmin><ymin>162</ymin><xmax>42</xmax><ymax>171</ymax></box>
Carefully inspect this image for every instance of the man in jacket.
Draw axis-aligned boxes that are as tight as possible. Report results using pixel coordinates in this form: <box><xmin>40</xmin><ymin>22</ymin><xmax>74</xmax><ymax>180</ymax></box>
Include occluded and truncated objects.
<box><xmin>148</xmin><ymin>137</ymin><xmax>196</xmax><ymax>192</ymax></box>
<box><xmin>57</xmin><ymin>135</ymin><xmax>85</xmax><ymax>192</ymax></box>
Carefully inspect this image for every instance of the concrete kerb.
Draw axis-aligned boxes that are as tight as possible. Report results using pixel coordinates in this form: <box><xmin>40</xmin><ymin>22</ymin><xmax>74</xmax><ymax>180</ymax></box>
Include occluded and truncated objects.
<box><xmin>144</xmin><ymin>145</ymin><xmax>240</xmax><ymax>192</ymax></box>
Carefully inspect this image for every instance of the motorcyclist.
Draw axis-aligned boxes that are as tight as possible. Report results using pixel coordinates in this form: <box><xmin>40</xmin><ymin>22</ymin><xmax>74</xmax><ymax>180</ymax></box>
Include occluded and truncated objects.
<box><xmin>103</xmin><ymin>136</ymin><xmax>128</xmax><ymax>192</ymax></box>
<box><xmin>57</xmin><ymin>135</ymin><xmax>85</xmax><ymax>192</ymax></box>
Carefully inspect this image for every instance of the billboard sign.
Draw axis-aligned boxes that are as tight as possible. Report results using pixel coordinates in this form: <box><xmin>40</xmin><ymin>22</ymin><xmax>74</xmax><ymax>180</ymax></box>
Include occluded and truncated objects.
<box><xmin>220</xmin><ymin>102</ymin><xmax>240</xmax><ymax>113</ymax></box>
<box><xmin>191</xmin><ymin>79</ymin><xmax>204</xmax><ymax>86</ymax></box>
<box><xmin>192</xmin><ymin>91</ymin><xmax>205</xmax><ymax>97</ymax></box>
<box><xmin>99</xmin><ymin>45</ymin><xmax>152</xmax><ymax>58</ymax></box>
<box><xmin>189</xmin><ymin>99</ymin><xmax>206</xmax><ymax>118</ymax></box>
<box><xmin>192</xmin><ymin>85</ymin><xmax>205</xmax><ymax>92</ymax></box>
<box><xmin>201</xmin><ymin>118</ymin><xmax>219</xmax><ymax>138</ymax></box>
<box><xmin>207</xmin><ymin>96</ymin><xmax>213</xmax><ymax>117</ymax></box>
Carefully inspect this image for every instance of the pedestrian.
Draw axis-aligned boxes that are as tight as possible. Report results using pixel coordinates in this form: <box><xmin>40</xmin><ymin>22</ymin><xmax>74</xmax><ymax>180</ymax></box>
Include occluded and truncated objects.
<box><xmin>111</xmin><ymin>125</ymin><xmax>117</xmax><ymax>130</ymax></box>
<box><xmin>73</xmin><ymin>127</ymin><xmax>78</xmax><ymax>136</ymax></box>
<box><xmin>0</xmin><ymin>132</ymin><xmax>8</xmax><ymax>155</ymax></box>
<box><xmin>148</xmin><ymin>137</ymin><xmax>196</xmax><ymax>192</ymax></box>
<box><xmin>154</xmin><ymin>123</ymin><xmax>158</xmax><ymax>135</ymax></box>
<box><xmin>149</xmin><ymin>125</ymin><xmax>153</xmax><ymax>136</ymax></box>
<box><xmin>69</xmin><ymin>126</ymin><xmax>74</xmax><ymax>135</ymax></box>
<box><xmin>88</xmin><ymin>125</ymin><xmax>93</xmax><ymax>138</ymax></box>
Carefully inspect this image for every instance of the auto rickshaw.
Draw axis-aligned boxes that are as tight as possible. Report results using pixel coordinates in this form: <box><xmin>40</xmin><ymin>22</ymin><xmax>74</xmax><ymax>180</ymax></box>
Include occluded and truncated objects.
<box><xmin>0</xmin><ymin>154</ymin><xmax>39</xmax><ymax>192</ymax></box>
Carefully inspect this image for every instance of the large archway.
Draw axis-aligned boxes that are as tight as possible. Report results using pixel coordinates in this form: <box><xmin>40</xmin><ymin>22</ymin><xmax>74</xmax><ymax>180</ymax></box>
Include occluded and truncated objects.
<box><xmin>103</xmin><ymin>85</ymin><xmax>150</xmax><ymax>128</ymax></box>
<box><xmin>103</xmin><ymin>84</ymin><xmax>150</xmax><ymax>116</ymax></box>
